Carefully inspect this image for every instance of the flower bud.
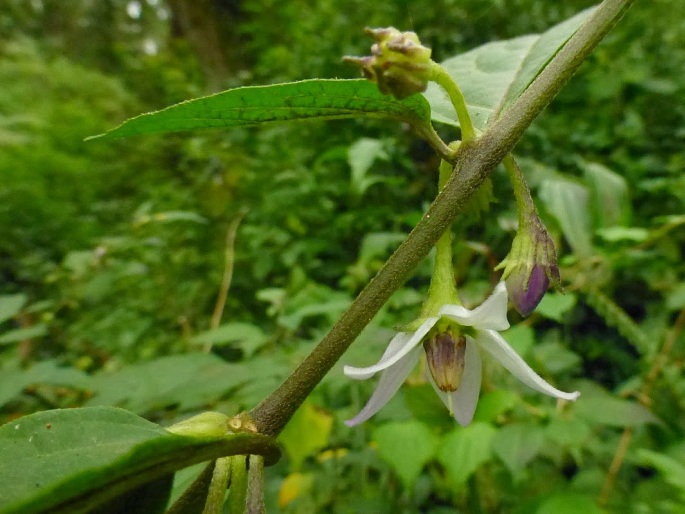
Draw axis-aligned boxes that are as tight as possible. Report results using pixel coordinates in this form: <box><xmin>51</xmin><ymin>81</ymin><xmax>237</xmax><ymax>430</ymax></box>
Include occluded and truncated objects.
<box><xmin>497</xmin><ymin>216</ymin><xmax>560</xmax><ymax>316</ymax></box>
<box><xmin>343</xmin><ymin>27</ymin><xmax>432</xmax><ymax>100</ymax></box>
<box><xmin>423</xmin><ymin>331</ymin><xmax>466</xmax><ymax>392</ymax></box>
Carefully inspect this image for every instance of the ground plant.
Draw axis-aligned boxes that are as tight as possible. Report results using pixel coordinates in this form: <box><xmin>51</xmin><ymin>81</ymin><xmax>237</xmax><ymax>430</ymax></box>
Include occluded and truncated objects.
<box><xmin>2</xmin><ymin>0</ymin><xmax>685</xmax><ymax>512</ymax></box>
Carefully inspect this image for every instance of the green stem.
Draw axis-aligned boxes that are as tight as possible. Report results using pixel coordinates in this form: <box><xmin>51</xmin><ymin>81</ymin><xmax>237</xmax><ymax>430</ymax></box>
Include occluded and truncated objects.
<box><xmin>502</xmin><ymin>154</ymin><xmax>537</xmax><ymax>223</ymax></box>
<box><xmin>422</xmin><ymin>159</ymin><xmax>460</xmax><ymax>317</ymax></box>
<box><xmin>250</xmin><ymin>0</ymin><xmax>636</xmax><ymax>437</ymax></box>
<box><xmin>429</xmin><ymin>62</ymin><xmax>476</xmax><ymax>141</ymax></box>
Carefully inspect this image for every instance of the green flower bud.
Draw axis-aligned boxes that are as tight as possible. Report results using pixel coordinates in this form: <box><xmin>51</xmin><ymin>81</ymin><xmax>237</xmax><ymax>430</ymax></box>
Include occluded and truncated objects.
<box><xmin>344</xmin><ymin>27</ymin><xmax>432</xmax><ymax>100</ymax></box>
<box><xmin>166</xmin><ymin>411</ymin><xmax>230</xmax><ymax>437</ymax></box>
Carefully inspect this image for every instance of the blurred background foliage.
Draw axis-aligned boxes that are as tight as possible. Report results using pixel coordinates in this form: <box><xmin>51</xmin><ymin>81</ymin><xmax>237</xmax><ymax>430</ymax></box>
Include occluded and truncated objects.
<box><xmin>1</xmin><ymin>0</ymin><xmax>684</xmax><ymax>512</ymax></box>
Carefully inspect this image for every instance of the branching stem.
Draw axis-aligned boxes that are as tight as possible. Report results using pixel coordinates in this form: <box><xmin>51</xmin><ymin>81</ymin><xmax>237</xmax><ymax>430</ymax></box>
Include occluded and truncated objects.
<box><xmin>250</xmin><ymin>0</ymin><xmax>636</xmax><ymax>437</ymax></box>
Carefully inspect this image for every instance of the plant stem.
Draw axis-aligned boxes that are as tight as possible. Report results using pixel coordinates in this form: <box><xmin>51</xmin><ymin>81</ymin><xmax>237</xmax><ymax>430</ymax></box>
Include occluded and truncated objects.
<box><xmin>502</xmin><ymin>154</ymin><xmax>537</xmax><ymax>223</ymax></box>
<box><xmin>206</xmin><ymin>209</ymin><xmax>247</xmax><ymax>352</ymax></box>
<box><xmin>422</xmin><ymin>159</ymin><xmax>460</xmax><ymax>317</ymax></box>
<box><xmin>429</xmin><ymin>62</ymin><xmax>476</xmax><ymax>141</ymax></box>
<box><xmin>250</xmin><ymin>0</ymin><xmax>636</xmax><ymax>437</ymax></box>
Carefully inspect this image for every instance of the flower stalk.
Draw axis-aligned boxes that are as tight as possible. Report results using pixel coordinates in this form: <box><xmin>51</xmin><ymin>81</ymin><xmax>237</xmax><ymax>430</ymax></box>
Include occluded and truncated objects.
<box><xmin>497</xmin><ymin>154</ymin><xmax>560</xmax><ymax>315</ymax></box>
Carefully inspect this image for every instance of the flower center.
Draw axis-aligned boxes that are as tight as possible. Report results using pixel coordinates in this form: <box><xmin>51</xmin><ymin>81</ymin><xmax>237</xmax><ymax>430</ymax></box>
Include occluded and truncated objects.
<box><xmin>423</xmin><ymin>331</ymin><xmax>466</xmax><ymax>392</ymax></box>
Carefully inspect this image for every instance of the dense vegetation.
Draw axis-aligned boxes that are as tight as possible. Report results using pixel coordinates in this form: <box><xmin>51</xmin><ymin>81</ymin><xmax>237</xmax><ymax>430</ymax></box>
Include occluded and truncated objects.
<box><xmin>1</xmin><ymin>1</ymin><xmax>684</xmax><ymax>512</ymax></box>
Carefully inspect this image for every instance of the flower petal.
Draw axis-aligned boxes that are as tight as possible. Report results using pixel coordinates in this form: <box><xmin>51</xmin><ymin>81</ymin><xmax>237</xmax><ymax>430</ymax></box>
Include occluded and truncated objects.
<box><xmin>439</xmin><ymin>282</ymin><xmax>509</xmax><ymax>331</ymax></box>
<box><xmin>429</xmin><ymin>337</ymin><xmax>482</xmax><ymax>426</ymax></box>
<box><xmin>345</xmin><ymin>345</ymin><xmax>422</xmax><ymax>426</ymax></box>
<box><xmin>476</xmin><ymin>329</ymin><xmax>580</xmax><ymax>401</ymax></box>
<box><xmin>344</xmin><ymin>317</ymin><xmax>438</xmax><ymax>379</ymax></box>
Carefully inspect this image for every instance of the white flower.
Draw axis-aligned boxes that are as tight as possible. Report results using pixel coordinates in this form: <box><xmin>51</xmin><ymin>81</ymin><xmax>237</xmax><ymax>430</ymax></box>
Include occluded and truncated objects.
<box><xmin>344</xmin><ymin>282</ymin><xmax>580</xmax><ymax>426</ymax></box>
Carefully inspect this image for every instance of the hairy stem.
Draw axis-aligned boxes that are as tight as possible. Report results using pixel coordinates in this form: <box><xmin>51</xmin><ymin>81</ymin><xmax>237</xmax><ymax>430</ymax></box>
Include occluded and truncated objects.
<box><xmin>250</xmin><ymin>0</ymin><xmax>636</xmax><ymax>437</ymax></box>
<box><xmin>503</xmin><ymin>154</ymin><xmax>537</xmax><ymax>223</ymax></box>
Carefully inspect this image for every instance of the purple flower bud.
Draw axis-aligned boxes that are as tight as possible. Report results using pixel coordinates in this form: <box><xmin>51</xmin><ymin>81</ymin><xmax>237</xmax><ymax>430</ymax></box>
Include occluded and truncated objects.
<box><xmin>506</xmin><ymin>264</ymin><xmax>549</xmax><ymax>316</ymax></box>
<box><xmin>423</xmin><ymin>331</ymin><xmax>466</xmax><ymax>392</ymax></box>
<box><xmin>497</xmin><ymin>216</ymin><xmax>561</xmax><ymax>316</ymax></box>
<box><xmin>343</xmin><ymin>27</ymin><xmax>432</xmax><ymax>100</ymax></box>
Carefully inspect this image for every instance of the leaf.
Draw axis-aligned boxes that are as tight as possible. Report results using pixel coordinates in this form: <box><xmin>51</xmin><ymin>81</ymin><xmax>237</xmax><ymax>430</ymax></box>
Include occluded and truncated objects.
<box><xmin>0</xmin><ymin>360</ymin><xmax>89</xmax><ymax>408</ymax></box>
<box><xmin>637</xmin><ymin>449</ymin><xmax>685</xmax><ymax>497</ymax></box>
<box><xmin>574</xmin><ymin>382</ymin><xmax>661</xmax><ymax>428</ymax></box>
<box><xmin>0</xmin><ymin>407</ymin><xmax>280</xmax><ymax>514</ymax></box>
<box><xmin>0</xmin><ymin>294</ymin><xmax>26</xmax><ymax>324</ymax></box>
<box><xmin>497</xmin><ymin>7</ymin><xmax>597</xmax><ymax>113</ymax></box>
<box><xmin>98</xmin><ymin>474</ymin><xmax>174</xmax><ymax>514</ymax></box>
<box><xmin>539</xmin><ymin>178</ymin><xmax>594</xmax><ymax>257</ymax></box>
<box><xmin>373</xmin><ymin>420</ymin><xmax>438</xmax><ymax>489</ymax></box>
<box><xmin>190</xmin><ymin>323</ymin><xmax>268</xmax><ymax>357</ymax></box>
<box><xmin>424</xmin><ymin>7</ymin><xmax>595</xmax><ymax>130</ymax></box>
<box><xmin>0</xmin><ymin>324</ymin><xmax>48</xmax><ymax>345</ymax></box>
<box><xmin>473</xmin><ymin>390</ymin><xmax>520</xmax><ymax>423</ymax></box>
<box><xmin>532</xmin><ymin>341</ymin><xmax>581</xmax><ymax>374</ymax></box>
<box><xmin>492</xmin><ymin>422</ymin><xmax>546</xmax><ymax>477</ymax></box>
<box><xmin>278</xmin><ymin>402</ymin><xmax>333</xmax><ymax>470</ymax></box>
<box><xmin>437</xmin><ymin>422</ymin><xmax>496</xmax><ymax>485</ymax></box>
<box><xmin>536</xmin><ymin>292</ymin><xmax>577</xmax><ymax>322</ymax></box>
<box><xmin>596</xmin><ymin>226</ymin><xmax>649</xmax><ymax>243</ymax></box>
<box><xmin>88</xmin><ymin>79</ymin><xmax>432</xmax><ymax>141</ymax></box>
<box><xmin>667</xmin><ymin>283</ymin><xmax>685</xmax><ymax>311</ymax></box>
<box><xmin>85</xmin><ymin>353</ymin><xmax>250</xmax><ymax>414</ymax></box>
<box><xmin>502</xmin><ymin>324</ymin><xmax>535</xmax><ymax>357</ymax></box>
<box><xmin>535</xmin><ymin>493</ymin><xmax>606</xmax><ymax>514</ymax></box>
<box><xmin>403</xmin><ymin>383</ymin><xmax>455</xmax><ymax>429</ymax></box>
<box><xmin>347</xmin><ymin>137</ymin><xmax>389</xmax><ymax>197</ymax></box>
<box><xmin>582</xmin><ymin>161</ymin><xmax>632</xmax><ymax>228</ymax></box>
<box><xmin>278</xmin><ymin>472</ymin><xmax>314</xmax><ymax>509</ymax></box>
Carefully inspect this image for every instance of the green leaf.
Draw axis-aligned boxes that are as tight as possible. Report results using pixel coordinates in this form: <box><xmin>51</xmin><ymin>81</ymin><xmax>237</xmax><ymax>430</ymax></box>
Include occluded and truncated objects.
<box><xmin>574</xmin><ymin>382</ymin><xmax>661</xmax><ymax>428</ymax></box>
<box><xmin>347</xmin><ymin>137</ymin><xmax>389</xmax><ymax>197</ymax></box>
<box><xmin>582</xmin><ymin>161</ymin><xmax>632</xmax><ymax>229</ymax></box>
<box><xmin>0</xmin><ymin>294</ymin><xmax>27</xmax><ymax>324</ymax></box>
<box><xmin>85</xmin><ymin>353</ymin><xmax>250</xmax><ymax>414</ymax></box>
<box><xmin>535</xmin><ymin>493</ymin><xmax>606</xmax><ymax>514</ymax></box>
<box><xmin>0</xmin><ymin>407</ymin><xmax>280</xmax><ymax>514</ymax></box>
<box><xmin>403</xmin><ymin>383</ymin><xmax>455</xmax><ymax>429</ymax></box>
<box><xmin>536</xmin><ymin>292</ymin><xmax>577</xmax><ymax>322</ymax></box>
<box><xmin>190</xmin><ymin>323</ymin><xmax>268</xmax><ymax>357</ymax></box>
<box><xmin>278</xmin><ymin>402</ymin><xmax>332</xmax><ymax>470</ymax></box>
<box><xmin>0</xmin><ymin>324</ymin><xmax>48</xmax><ymax>345</ymax></box>
<box><xmin>473</xmin><ymin>390</ymin><xmax>520</xmax><ymax>423</ymax></box>
<box><xmin>373</xmin><ymin>420</ymin><xmax>438</xmax><ymax>489</ymax></box>
<box><xmin>88</xmin><ymin>79</ymin><xmax>432</xmax><ymax>141</ymax></box>
<box><xmin>532</xmin><ymin>341</ymin><xmax>581</xmax><ymax>374</ymax></box>
<box><xmin>666</xmin><ymin>283</ymin><xmax>685</xmax><ymax>311</ymax></box>
<box><xmin>596</xmin><ymin>226</ymin><xmax>649</xmax><ymax>243</ymax></box>
<box><xmin>539</xmin><ymin>177</ymin><xmax>594</xmax><ymax>257</ymax></box>
<box><xmin>98</xmin><ymin>474</ymin><xmax>174</xmax><ymax>514</ymax></box>
<box><xmin>424</xmin><ymin>7</ymin><xmax>595</xmax><ymax>131</ymax></box>
<box><xmin>492</xmin><ymin>422</ymin><xmax>546</xmax><ymax>477</ymax></box>
<box><xmin>0</xmin><ymin>360</ymin><xmax>89</xmax><ymax>408</ymax></box>
<box><xmin>502</xmin><ymin>324</ymin><xmax>535</xmax><ymax>357</ymax></box>
<box><xmin>637</xmin><ymin>449</ymin><xmax>685</xmax><ymax>497</ymax></box>
<box><xmin>437</xmin><ymin>422</ymin><xmax>496</xmax><ymax>485</ymax></box>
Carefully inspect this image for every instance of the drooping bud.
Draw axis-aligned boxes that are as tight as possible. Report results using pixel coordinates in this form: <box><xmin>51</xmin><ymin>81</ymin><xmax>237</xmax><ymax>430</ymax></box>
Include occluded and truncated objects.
<box><xmin>343</xmin><ymin>27</ymin><xmax>432</xmax><ymax>100</ymax></box>
<box><xmin>497</xmin><ymin>215</ymin><xmax>561</xmax><ymax>316</ymax></box>
<box><xmin>423</xmin><ymin>331</ymin><xmax>467</xmax><ymax>392</ymax></box>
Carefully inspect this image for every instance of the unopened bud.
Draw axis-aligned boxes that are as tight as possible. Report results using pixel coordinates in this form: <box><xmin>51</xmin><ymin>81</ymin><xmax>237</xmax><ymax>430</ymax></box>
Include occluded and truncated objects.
<box><xmin>343</xmin><ymin>27</ymin><xmax>432</xmax><ymax>100</ymax></box>
<box><xmin>497</xmin><ymin>216</ymin><xmax>560</xmax><ymax>316</ymax></box>
<box><xmin>423</xmin><ymin>331</ymin><xmax>466</xmax><ymax>392</ymax></box>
